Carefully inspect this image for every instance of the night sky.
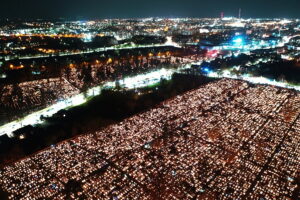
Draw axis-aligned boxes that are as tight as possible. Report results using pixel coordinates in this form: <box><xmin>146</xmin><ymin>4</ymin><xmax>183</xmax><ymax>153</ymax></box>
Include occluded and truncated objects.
<box><xmin>1</xmin><ymin>0</ymin><xmax>300</xmax><ymax>19</ymax></box>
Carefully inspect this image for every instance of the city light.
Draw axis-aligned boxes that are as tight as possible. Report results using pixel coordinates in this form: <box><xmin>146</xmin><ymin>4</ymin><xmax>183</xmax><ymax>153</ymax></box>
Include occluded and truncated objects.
<box><xmin>201</xmin><ymin>66</ymin><xmax>211</xmax><ymax>74</ymax></box>
<box><xmin>1</xmin><ymin>15</ymin><xmax>300</xmax><ymax>200</ymax></box>
<box><xmin>232</xmin><ymin>36</ymin><xmax>244</xmax><ymax>47</ymax></box>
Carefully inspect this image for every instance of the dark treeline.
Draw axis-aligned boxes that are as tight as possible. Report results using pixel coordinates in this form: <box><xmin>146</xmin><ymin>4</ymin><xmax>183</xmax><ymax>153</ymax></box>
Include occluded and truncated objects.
<box><xmin>1</xmin><ymin>46</ymin><xmax>185</xmax><ymax>83</ymax></box>
<box><xmin>0</xmin><ymin>73</ymin><xmax>216</xmax><ymax>166</ymax></box>
<box><xmin>253</xmin><ymin>60</ymin><xmax>300</xmax><ymax>84</ymax></box>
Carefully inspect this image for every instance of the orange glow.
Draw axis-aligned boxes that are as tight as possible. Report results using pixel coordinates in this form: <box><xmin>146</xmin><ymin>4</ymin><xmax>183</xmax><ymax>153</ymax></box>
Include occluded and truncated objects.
<box><xmin>9</xmin><ymin>64</ymin><xmax>25</xmax><ymax>70</ymax></box>
<box><xmin>38</xmin><ymin>48</ymin><xmax>56</xmax><ymax>54</ymax></box>
<box><xmin>107</xmin><ymin>58</ymin><xmax>113</xmax><ymax>64</ymax></box>
<box><xmin>96</xmin><ymin>33</ymin><xmax>105</xmax><ymax>37</ymax></box>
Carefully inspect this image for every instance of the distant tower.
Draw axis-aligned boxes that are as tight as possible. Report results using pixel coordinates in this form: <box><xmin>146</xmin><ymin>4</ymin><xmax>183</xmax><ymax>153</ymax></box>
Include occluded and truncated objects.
<box><xmin>220</xmin><ymin>12</ymin><xmax>224</xmax><ymax>20</ymax></box>
<box><xmin>238</xmin><ymin>8</ymin><xmax>242</xmax><ymax>19</ymax></box>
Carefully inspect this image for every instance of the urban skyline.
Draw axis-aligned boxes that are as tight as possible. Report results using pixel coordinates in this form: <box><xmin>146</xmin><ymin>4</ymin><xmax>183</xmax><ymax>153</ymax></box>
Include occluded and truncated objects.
<box><xmin>1</xmin><ymin>0</ymin><xmax>300</xmax><ymax>19</ymax></box>
<box><xmin>0</xmin><ymin>1</ymin><xmax>300</xmax><ymax>199</ymax></box>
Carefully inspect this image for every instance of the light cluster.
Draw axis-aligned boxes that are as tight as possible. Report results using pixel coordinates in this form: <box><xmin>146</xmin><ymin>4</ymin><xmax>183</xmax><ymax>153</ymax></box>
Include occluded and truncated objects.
<box><xmin>0</xmin><ymin>78</ymin><xmax>300</xmax><ymax>199</ymax></box>
<box><xmin>0</xmin><ymin>78</ymin><xmax>79</xmax><ymax>110</ymax></box>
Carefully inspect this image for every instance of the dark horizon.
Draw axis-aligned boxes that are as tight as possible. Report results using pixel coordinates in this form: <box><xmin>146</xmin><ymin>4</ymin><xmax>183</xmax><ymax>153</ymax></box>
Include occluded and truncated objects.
<box><xmin>1</xmin><ymin>0</ymin><xmax>300</xmax><ymax>20</ymax></box>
